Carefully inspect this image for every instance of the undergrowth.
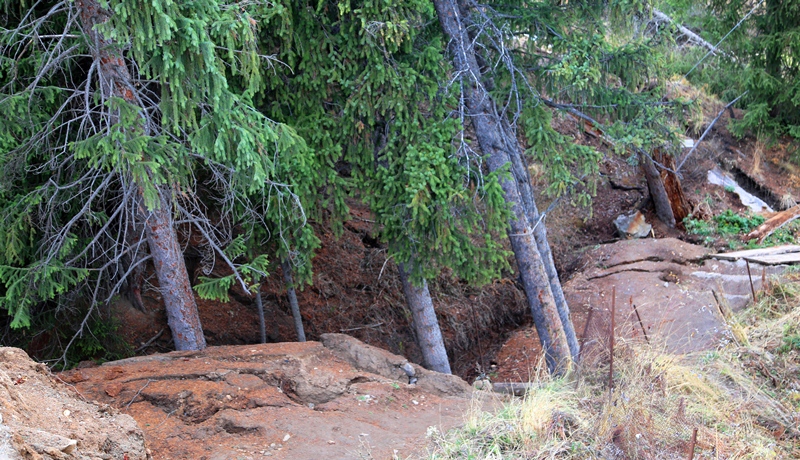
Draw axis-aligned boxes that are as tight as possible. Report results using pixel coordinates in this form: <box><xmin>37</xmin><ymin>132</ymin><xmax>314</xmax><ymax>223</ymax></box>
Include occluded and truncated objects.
<box><xmin>684</xmin><ymin>210</ymin><xmax>799</xmax><ymax>250</ymax></box>
<box><xmin>427</xmin><ymin>280</ymin><xmax>800</xmax><ymax>459</ymax></box>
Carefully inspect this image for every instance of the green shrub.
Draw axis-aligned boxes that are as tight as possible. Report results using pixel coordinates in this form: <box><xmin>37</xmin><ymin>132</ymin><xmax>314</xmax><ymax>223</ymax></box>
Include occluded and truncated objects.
<box><xmin>714</xmin><ymin>210</ymin><xmax>764</xmax><ymax>236</ymax></box>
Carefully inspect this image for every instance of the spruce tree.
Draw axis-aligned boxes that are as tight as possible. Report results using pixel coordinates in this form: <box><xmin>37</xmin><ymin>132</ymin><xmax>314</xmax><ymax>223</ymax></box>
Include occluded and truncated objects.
<box><xmin>255</xmin><ymin>1</ymin><xmax>511</xmax><ymax>373</ymax></box>
<box><xmin>432</xmin><ymin>0</ymin><xmax>689</xmax><ymax>372</ymax></box>
<box><xmin>677</xmin><ymin>0</ymin><xmax>800</xmax><ymax>138</ymax></box>
<box><xmin>0</xmin><ymin>1</ymin><xmax>315</xmax><ymax>357</ymax></box>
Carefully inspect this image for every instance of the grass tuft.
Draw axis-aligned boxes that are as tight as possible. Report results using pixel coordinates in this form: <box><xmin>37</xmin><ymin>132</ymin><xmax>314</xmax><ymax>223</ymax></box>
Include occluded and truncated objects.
<box><xmin>428</xmin><ymin>279</ymin><xmax>800</xmax><ymax>459</ymax></box>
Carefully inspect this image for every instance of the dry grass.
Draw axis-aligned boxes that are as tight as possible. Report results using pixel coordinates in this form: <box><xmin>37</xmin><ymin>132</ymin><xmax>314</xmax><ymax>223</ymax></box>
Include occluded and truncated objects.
<box><xmin>665</xmin><ymin>76</ymin><xmax>722</xmax><ymax>136</ymax></box>
<box><xmin>427</xmin><ymin>280</ymin><xmax>800</xmax><ymax>459</ymax></box>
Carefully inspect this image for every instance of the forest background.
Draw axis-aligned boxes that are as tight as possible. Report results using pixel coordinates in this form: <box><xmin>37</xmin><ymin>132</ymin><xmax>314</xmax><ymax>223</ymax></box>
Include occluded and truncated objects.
<box><xmin>0</xmin><ymin>0</ymin><xmax>797</xmax><ymax>374</ymax></box>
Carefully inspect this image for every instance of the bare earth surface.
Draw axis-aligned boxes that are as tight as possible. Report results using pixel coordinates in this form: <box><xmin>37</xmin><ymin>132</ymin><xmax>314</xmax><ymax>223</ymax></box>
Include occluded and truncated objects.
<box><xmin>0</xmin><ymin>347</ymin><xmax>149</xmax><ymax>460</ymax></box>
<box><xmin>494</xmin><ymin>238</ymin><xmax>791</xmax><ymax>381</ymax></box>
<box><xmin>5</xmin><ymin>238</ymin><xmax>795</xmax><ymax>458</ymax></box>
<box><xmin>59</xmin><ymin>334</ymin><xmax>481</xmax><ymax>460</ymax></box>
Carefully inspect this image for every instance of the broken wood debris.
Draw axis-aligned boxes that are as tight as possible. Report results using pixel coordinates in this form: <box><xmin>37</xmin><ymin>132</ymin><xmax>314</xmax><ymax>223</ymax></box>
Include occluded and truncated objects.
<box><xmin>712</xmin><ymin>245</ymin><xmax>800</xmax><ymax>265</ymax></box>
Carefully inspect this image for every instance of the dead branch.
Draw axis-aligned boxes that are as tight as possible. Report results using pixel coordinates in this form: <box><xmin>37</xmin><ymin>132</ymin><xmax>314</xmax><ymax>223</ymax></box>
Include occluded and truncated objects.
<box><xmin>676</xmin><ymin>92</ymin><xmax>747</xmax><ymax>172</ymax></box>
<box><xmin>652</xmin><ymin>9</ymin><xmax>724</xmax><ymax>56</ymax></box>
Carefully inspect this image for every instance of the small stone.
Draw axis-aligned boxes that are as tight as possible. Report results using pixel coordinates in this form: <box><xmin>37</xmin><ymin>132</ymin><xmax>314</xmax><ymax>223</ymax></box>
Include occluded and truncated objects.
<box><xmin>63</xmin><ymin>410</ymin><xmax>70</xmax><ymax>417</ymax></box>
<box><xmin>283</xmin><ymin>434</ymin><xmax>291</xmax><ymax>442</ymax></box>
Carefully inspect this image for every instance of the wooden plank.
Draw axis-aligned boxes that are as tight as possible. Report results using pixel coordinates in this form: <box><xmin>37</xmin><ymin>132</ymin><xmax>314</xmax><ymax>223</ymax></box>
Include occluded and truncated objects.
<box><xmin>743</xmin><ymin>253</ymin><xmax>800</xmax><ymax>265</ymax></box>
<box><xmin>745</xmin><ymin>204</ymin><xmax>800</xmax><ymax>243</ymax></box>
<box><xmin>713</xmin><ymin>245</ymin><xmax>800</xmax><ymax>261</ymax></box>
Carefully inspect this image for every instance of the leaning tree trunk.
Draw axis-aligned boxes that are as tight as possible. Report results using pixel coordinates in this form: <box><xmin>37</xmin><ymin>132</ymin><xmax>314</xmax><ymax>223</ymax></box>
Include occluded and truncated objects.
<box><xmin>281</xmin><ymin>260</ymin><xmax>306</xmax><ymax>342</ymax></box>
<box><xmin>434</xmin><ymin>0</ymin><xmax>571</xmax><ymax>373</ymax></box>
<box><xmin>142</xmin><ymin>192</ymin><xmax>207</xmax><ymax>350</ymax></box>
<box><xmin>454</xmin><ymin>0</ymin><xmax>578</xmax><ymax>362</ymax></box>
<box><xmin>508</xmin><ymin>137</ymin><xmax>580</xmax><ymax>360</ymax></box>
<box><xmin>77</xmin><ymin>0</ymin><xmax>206</xmax><ymax>350</ymax></box>
<box><xmin>397</xmin><ymin>263</ymin><xmax>452</xmax><ymax>374</ymax></box>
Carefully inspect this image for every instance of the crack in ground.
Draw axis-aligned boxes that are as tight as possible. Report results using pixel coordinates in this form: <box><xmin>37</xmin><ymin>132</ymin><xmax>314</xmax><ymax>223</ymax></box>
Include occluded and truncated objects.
<box><xmin>594</xmin><ymin>254</ymin><xmax>707</xmax><ymax>271</ymax></box>
<box><xmin>587</xmin><ymin>268</ymin><xmax>670</xmax><ymax>280</ymax></box>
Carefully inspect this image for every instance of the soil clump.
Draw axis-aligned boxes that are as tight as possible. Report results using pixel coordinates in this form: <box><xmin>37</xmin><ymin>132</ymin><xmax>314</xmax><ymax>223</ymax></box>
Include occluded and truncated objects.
<box><xmin>0</xmin><ymin>347</ymin><xmax>149</xmax><ymax>460</ymax></box>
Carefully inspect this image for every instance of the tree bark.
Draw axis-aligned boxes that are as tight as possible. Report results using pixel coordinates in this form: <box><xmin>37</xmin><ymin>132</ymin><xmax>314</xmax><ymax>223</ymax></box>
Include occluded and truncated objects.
<box><xmin>434</xmin><ymin>0</ymin><xmax>571</xmax><ymax>373</ymax></box>
<box><xmin>455</xmin><ymin>0</ymin><xmax>578</xmax><ymax>361</ymax></box>
<box><xmin>508</xmin><ymin>141</ymin><xmax>580</xmax><ymax>361</ymax></box>
<box><xmin>254</xmin><ymin>282</ymin><xmax>267</xmax><ymax>344</ymax></box>
<box><xmin>77</xmin><ymin>0</ymin><xmax>206</xmax><ymax>350</ymax></box>
<box><xmin>655</xmin><ymin>149</ymin><xmax>690</xmax><ymax>227</ymax></box>
<box><xmin>397</xmin><ymin>263</ymin><xmax>452</xmax><ymax>374</ymax></box>
<box><xmin>141</xmin><ymin>192</ymin><xmax>206</xmax><ymax>350</ymax></box>
<box><xmin>281</xmin><ymin>259</ymin><xmax>306</xmax><ymax>342</ymax></box>
<box><xmin>744</xmin><ymin>204</ymin><xmax>800</xmax><ymax>243</ymax></box>
<box><xmin>640</xmin><ymin>152</ymin><xmax>677</xmax><ymax>228</ymax></box>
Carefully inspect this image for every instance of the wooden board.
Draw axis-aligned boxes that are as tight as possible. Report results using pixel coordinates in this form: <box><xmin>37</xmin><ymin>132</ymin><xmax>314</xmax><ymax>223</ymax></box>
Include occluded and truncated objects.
<box><xmin>743</xmin><ymin>253</ymin><xmax>800</xmax><ymax>266</ymax></box>
<box><xmin>712</xmin><ymin>245</ymin><xmax>800</xmax><ymax>261</ymax></box>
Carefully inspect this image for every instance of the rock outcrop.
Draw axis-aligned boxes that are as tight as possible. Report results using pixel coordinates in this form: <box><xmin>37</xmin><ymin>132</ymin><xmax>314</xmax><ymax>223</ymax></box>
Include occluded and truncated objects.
<box><xmin>566</xmin><ymin>238</ymin><xmax>787</xmax><ymax>354</ymax></box>
<box><xmin>59</xmin><ymin>337</ymin><xmax>477</xmax><ymax>459</ymax></box>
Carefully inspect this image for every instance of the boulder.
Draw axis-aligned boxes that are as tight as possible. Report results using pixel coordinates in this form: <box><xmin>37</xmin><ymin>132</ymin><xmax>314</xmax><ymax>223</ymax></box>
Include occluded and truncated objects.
<box><xmin>613</xmin><ymin>210</ymin><xmax>652</xmax><ymax>238</ymax></box>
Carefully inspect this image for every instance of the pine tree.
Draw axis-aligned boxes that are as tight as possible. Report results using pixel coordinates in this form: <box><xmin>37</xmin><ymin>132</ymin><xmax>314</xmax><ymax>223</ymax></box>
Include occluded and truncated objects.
<box><xmin>255</xmin><ymin>1</ymin><xmax>511</xmax><ymax>373</ymax></box>
<box><xmin>432</xmin><ymin>0</ymin><xmax>689</xmax><ymax>372</ymax></box>
<box><xmin>0</xmin><ymin>1</ymin><xmax>315</xmax><ymax>358</ymax></box>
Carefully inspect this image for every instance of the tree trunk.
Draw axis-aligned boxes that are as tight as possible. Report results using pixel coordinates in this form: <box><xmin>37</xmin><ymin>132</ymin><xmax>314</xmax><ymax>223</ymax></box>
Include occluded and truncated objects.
<box><xmin>141</xmin><ymin>192</ymin><xmax>206</xmax><ymax>350</ymax></box>
<box><xmin>744</xmin><ymin>204</ymin><xmax>800</xmax><ymax>243</ymax></box>
<box><xmin>434</xmin><ymin>0</ymin><xmax>571</xmax><ymax>373</ymax></box>
<box><xmin>372</xmin><ymin>118</ymin><xmax>449</xmax><ymax>371</ymax></box>
<box><xmin>77</xmin><ymin>0</ymin><xmax>206</xmax><ymax>350</ymax></box>
<box><xmin>640</xmin><ymin>152</ymin><xmax>677</xmax><ymax>228</ymax></box>
<box><xmin>508</xmin><ymin>140</ymin><xmax>580</xmax><ymax>361</ymax></box>
<box><xmin>281</xmin><ymin>259</ymin><xmax>306</xmax><ymax>342</ymax></box>
<box><xmin>397</xmin><ymin>263</ymin><xmax>452</xmax><ymax>374</ymax></box>
<box><xmin>654</xmin><ymin>149</ymin><xmax>690</xmax><ymax>227</ymax></box>
<box><xmin>254</xmin><ymin>281</ymin><xmax>267</xmax><ymax>344</ymax></box>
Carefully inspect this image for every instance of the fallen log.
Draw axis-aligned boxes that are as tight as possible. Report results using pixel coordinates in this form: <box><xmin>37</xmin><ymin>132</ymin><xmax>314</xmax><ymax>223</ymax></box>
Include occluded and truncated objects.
<box><xmin>652</xmin><ymin>9</ymin><xmax>725</xmax><ymax>57</ymax></box>
<box><xmin>744</xmin><ymin>204</ymin><xmax>800</xmax><ymax>243</ymax></box>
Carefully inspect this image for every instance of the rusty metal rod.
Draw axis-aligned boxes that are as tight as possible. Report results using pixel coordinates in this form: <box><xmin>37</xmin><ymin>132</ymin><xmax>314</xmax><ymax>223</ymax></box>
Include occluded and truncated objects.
<box><xmin>631</xmin><ymin>297</ymin><xmax>649</xmax><ymax>344</ymax></box>
<box><xmin>687</xmin><ymin>427</ymin><xmax>698</xmax><ymax>460</ymax></box>
<box><xmin>746</xmin><ymin>260</ymin><xmax>756</xmax><ymax>302</ymax></box>
<box><xmin>608</xmin><ymin>286</ymin><xmax>616</xmax><ymax>390</ymax></box>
